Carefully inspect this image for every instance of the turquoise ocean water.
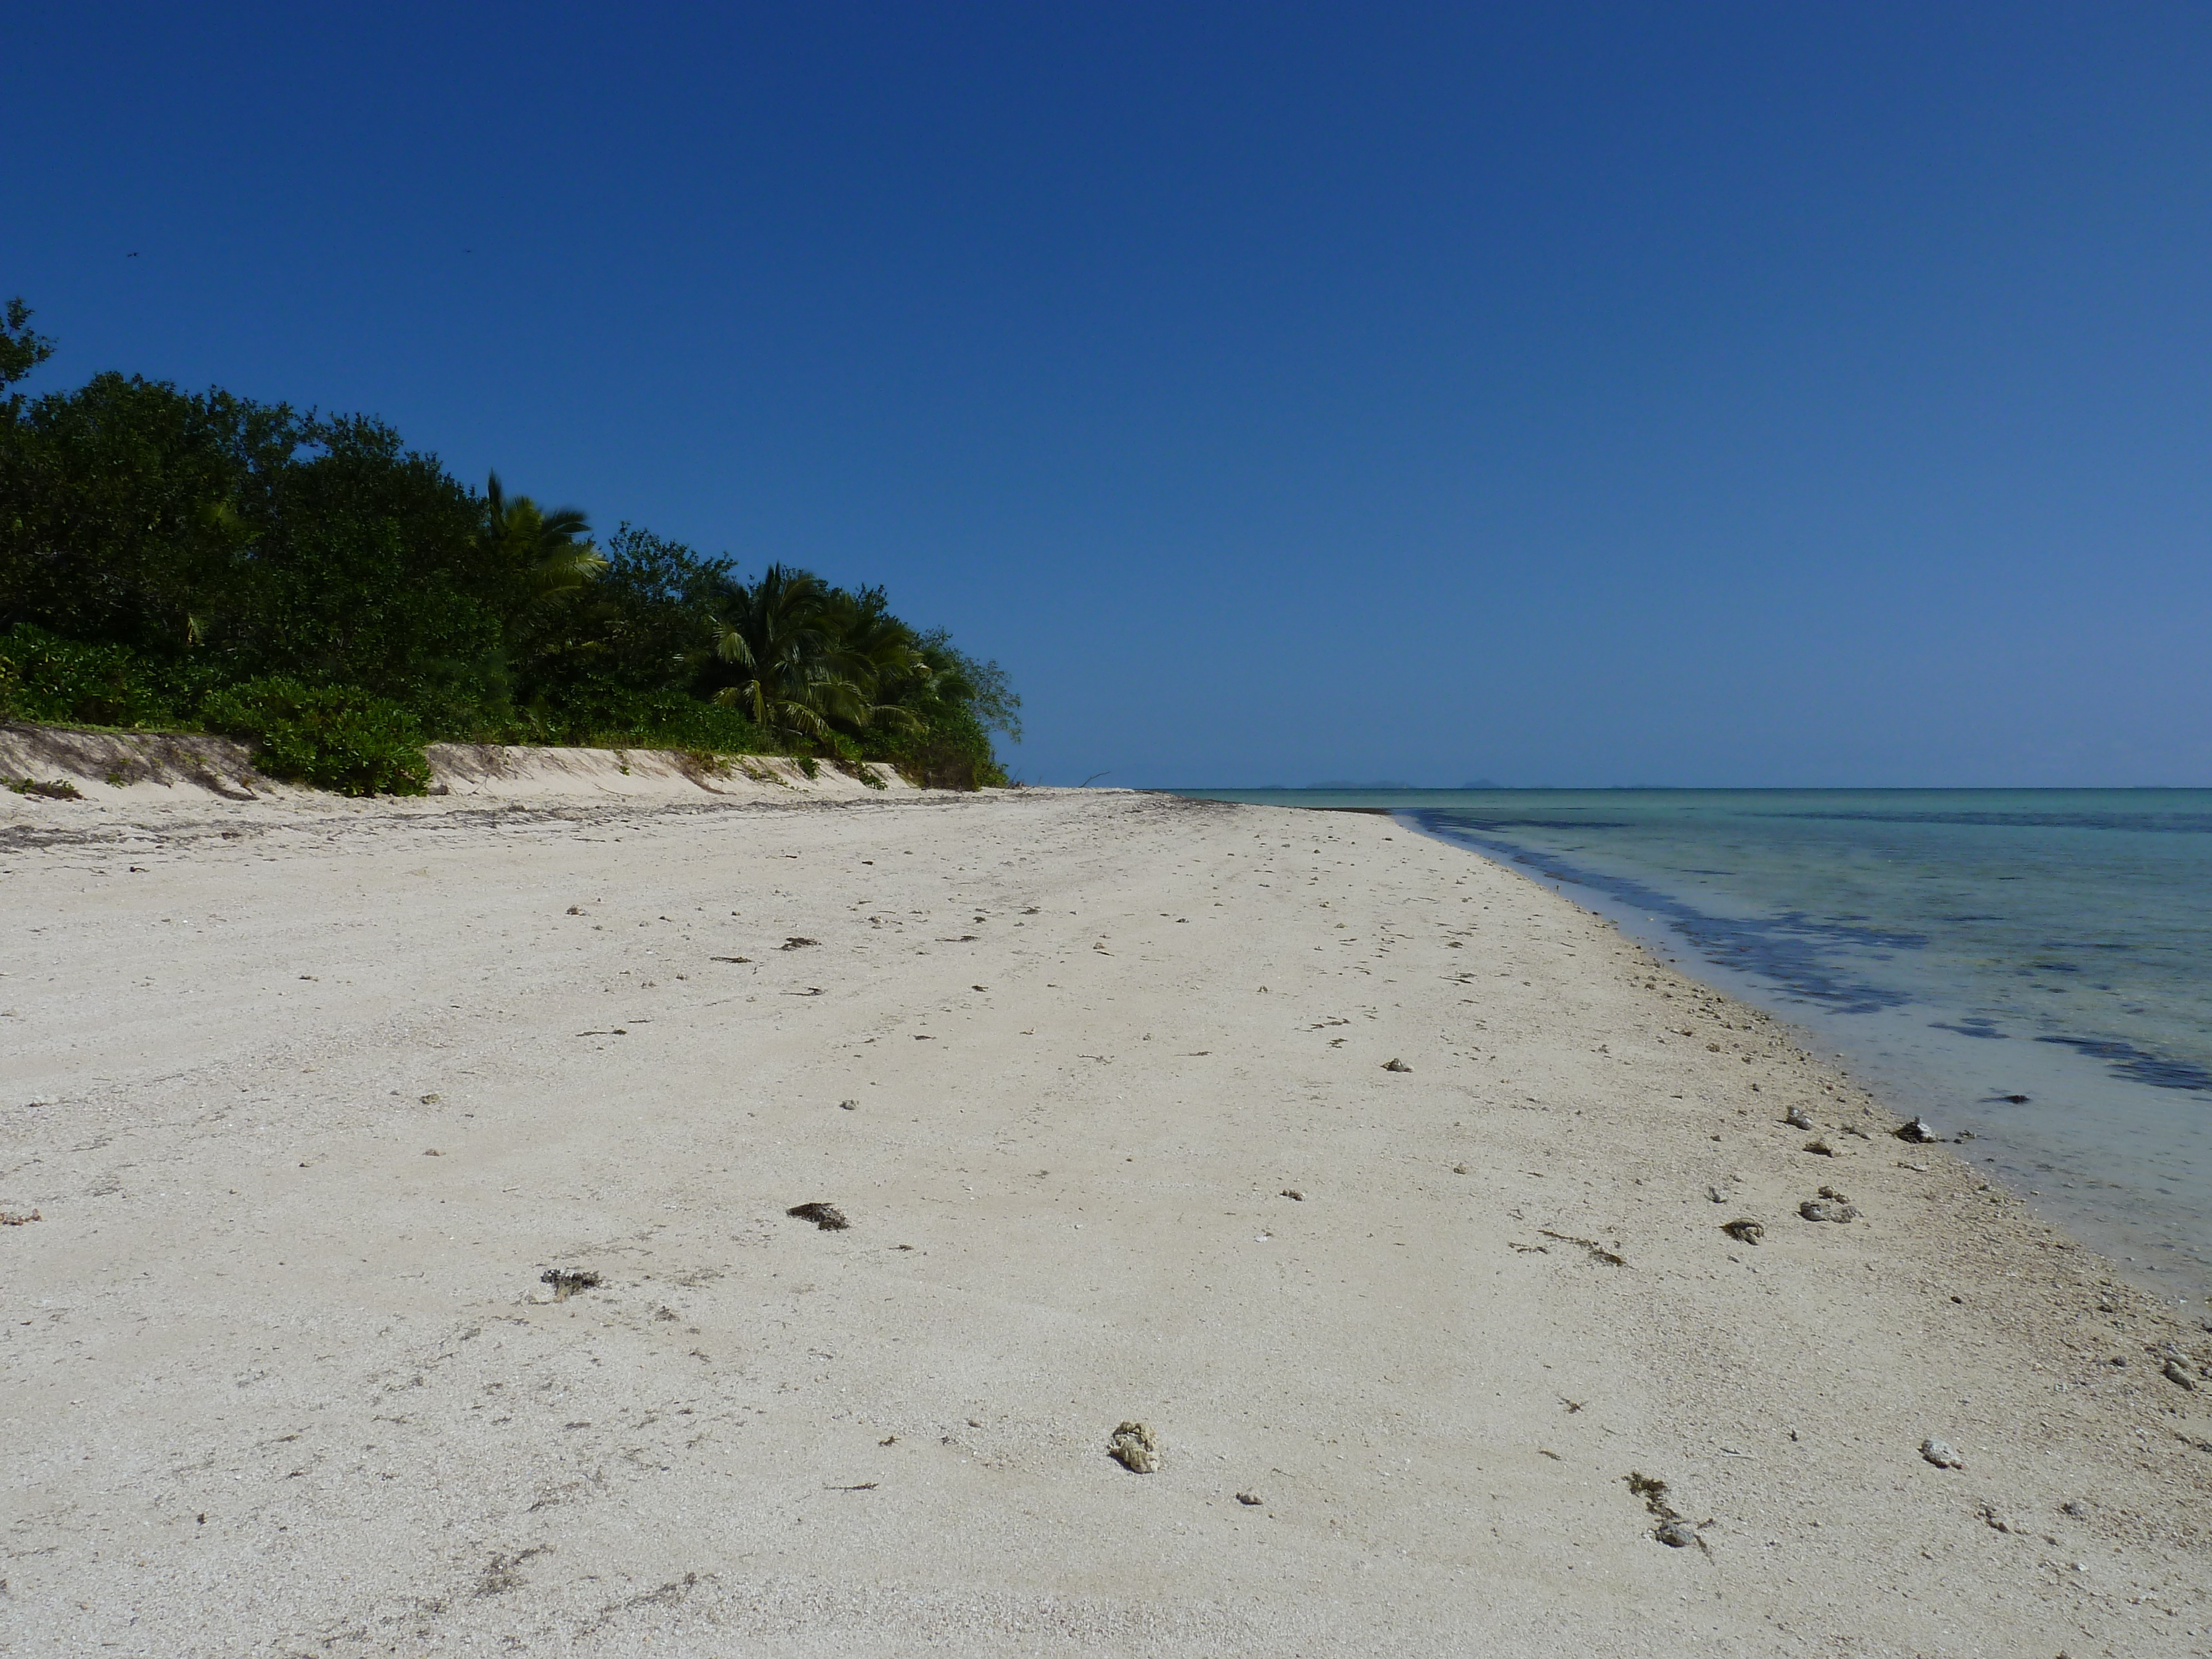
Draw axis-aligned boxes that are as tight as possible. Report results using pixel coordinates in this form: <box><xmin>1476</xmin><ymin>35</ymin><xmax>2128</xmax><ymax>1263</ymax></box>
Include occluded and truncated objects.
<box><xmin>1171</xmin><ymin>788</ymin><xmax>2212</xmax><ymax>1307</ymax></box>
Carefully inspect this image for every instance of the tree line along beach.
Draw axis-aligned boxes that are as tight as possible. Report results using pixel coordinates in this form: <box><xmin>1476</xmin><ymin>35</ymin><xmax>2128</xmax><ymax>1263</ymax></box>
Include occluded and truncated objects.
<box><xmin>0</xmin><ymin>299</ymin><xmax>1021</xmax><ymax>801</ymax></box>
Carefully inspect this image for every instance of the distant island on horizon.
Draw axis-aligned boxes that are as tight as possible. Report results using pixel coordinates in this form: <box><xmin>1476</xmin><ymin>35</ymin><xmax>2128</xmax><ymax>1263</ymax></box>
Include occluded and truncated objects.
<box><xmin>1295</xmin><ymin>779</ymin><xmax>1506</xmax><ymax>790</ymax></box>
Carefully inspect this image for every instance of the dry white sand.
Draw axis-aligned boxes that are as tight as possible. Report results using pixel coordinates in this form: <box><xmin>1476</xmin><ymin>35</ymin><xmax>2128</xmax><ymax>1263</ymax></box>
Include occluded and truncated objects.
<box><xmin>2</xmin><ymin>781</ymin><xmax>2208</xmax><ymax>1656</ymax></box>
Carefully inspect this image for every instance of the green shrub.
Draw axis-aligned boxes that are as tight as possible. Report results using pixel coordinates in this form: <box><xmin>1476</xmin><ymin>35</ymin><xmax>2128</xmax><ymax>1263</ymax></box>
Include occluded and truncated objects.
<box><xmin>200</xmin><ymin>677</ymin><xmax>430</xmax><ymax>796</ymax></box>
<box><xmin>880</xmin><ymin>703</ymin><xmax>1009</xmax><ymax>789</ymax></box>
<box><xmin>500</xmin><ymin>687</ymin><xmax>770</xmax><ymax>756</ymax></box>
<box><xmin>592</xmin><ymin>695</ymin><xmax>769</xmax><ymax>756</ymax></box>
<box><xmin>0</xmin><ymin>624</ymin><xmax>191</xmax><ymax>728</ymax></box>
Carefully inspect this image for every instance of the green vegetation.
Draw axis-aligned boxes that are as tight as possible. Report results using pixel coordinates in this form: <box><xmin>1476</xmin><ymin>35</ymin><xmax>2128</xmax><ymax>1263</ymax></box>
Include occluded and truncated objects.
<box><xmin>0</xmin><ymin>301</ymin><xmax>1018</xmax><ymax>792</ymax></box>
<box><xmin>8</xmin><ymin>776</ymin><xmax>82</xmax><ymax>801</ymax></box>
<box><xmin>196</xmin><ymin>679</ymin><xmax>432</xmax><ymax>796</ymax></box>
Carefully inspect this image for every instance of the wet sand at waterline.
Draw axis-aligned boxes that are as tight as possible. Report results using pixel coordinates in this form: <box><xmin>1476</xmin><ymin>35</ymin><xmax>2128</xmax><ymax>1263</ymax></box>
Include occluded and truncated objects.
<box><xmin>3</xmin><ymin>782</ymin><xmax>2208</xmax><ymax>1656</ymax></box>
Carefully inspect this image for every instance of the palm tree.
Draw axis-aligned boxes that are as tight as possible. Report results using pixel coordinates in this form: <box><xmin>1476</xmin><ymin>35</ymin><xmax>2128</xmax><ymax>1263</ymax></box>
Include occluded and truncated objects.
<box><xmin>477</xmin><ymin>474</ymin><xmax>608</xmax><ymax>708</ymax></box>
<box><xmin>815</xmin><ymin>586</ymin><xmax>927</xmax><ymax>739</ymax></box>
<box><xmin>479</xmin><ymin>472</ymin><xmax>605</xmax><ymax>620</ymax></box>
<box><xmin>708</xmin><ymin>565</ymin><xmax>857</xmax><ymax>743</ymax></box>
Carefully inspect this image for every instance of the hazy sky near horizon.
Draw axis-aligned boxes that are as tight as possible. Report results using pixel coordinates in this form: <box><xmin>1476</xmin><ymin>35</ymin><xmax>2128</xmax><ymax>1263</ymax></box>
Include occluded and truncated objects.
<box><xmin>7</xmin><ymin>4</ymin><xmax>2209</xmax><ymax>786</ymax></box>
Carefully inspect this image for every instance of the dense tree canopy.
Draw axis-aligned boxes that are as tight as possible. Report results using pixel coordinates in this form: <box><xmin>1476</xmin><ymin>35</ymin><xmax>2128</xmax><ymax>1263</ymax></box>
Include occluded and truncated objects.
<box><xmin>0</xmin><ymin>301</ymin><xmax>1017</xmax><ymax>791</ymax></box>
<box><xmin>0</xmin><ymin>299</ymin><xmax>54</xmax><ymax>389</ymax></box>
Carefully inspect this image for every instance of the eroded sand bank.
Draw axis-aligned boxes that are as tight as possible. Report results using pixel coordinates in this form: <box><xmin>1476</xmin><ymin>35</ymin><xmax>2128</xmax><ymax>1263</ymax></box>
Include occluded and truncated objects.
<box><xmin>0</xmin><ymin>722</ymin><xmax>912</xmax><ymax>804</ymax></box>
<box><xmin>2</xmin><ymin>787</ymin><xmax>2207</xmax><ymax>1656</ymax></box>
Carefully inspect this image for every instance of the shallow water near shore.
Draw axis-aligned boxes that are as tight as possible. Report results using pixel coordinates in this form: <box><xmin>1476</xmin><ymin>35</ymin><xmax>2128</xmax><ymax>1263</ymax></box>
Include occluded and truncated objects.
<box><xmin>1172</xmin><ymin>786</ymin><xmax>2212</xmax><ymax>1306</ymax></box>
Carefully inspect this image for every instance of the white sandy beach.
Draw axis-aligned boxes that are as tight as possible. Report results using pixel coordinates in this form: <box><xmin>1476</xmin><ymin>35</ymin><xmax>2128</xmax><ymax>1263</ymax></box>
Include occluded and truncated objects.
<box><xmin>2</xmin><ymin>773</ymin><xmax>2208</xmax><ymax>1656</ymax></box>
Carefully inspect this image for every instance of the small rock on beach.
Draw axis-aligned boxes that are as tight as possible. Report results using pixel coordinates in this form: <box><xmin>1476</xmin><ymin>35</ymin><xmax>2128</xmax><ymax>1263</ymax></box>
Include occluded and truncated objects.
<box><xmin>1108</xmin><ymin>1421</ymin><xmax>1160</xmax><ymax>1474</ymax></box>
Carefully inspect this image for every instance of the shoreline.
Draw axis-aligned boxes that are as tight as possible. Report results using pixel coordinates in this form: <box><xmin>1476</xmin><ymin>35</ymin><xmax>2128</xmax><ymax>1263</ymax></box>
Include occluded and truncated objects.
<box><xmin>3</xmin><ymin>789</ymin><xmax>2208</xmax><ymax>1653</ymax></box>
<box><xmin>1381</xmin><ymin>806</ymin><xmax>2212</xmax><ymax>1307</ymax></box>
<box><xmin>1175</xmin><ymin>786</ymin><xmax>2212</xmax><ymax>1308</ymax></box>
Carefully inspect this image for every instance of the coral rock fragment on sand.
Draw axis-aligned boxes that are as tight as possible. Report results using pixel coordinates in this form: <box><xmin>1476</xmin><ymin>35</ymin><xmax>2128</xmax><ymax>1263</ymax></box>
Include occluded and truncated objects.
<box><xmin>1108</xmin><ymin>1421</ymin><xmax>1160</xmax><ymax>1473</ymax></box>
<box><xmin>787</xmin><ymin>1202</ymin><xmax>850</xmax><ymax>1230</ymax></box>
<box><xmin>1235</xmin><ymin>1491</ymin><xmax>1262</xmax><ymax>1505</ymax></box>
<box><xmin>1798</xmin><ymin>1185</ymin><xmax>1857</xmax><ymax>1222</ymax></box>
<box><xmin>1785</xmin><ymin>1107</ymin><xmax>1815</xmax><ymax>1130</ymax></box>
<box><xmin>1803</xmin><ymin>1138</ymin><xmax>1836</xmax><ymax>1157</ymax></box>
<box><xmin>539</xmin><ymin>1267</ymin><xmax>602</xmax><ymax>1300</ymax></box>
<box><xmin>1894</xmin><ymin>1118</ymin><xmax>1939</xmax><ymax>1142</ymax></box>
<box><xmin>1280</xmin><ymin>1188</ymin><xmax>1303</xmax><ymax>1201</ymax></box>
<box><xmin>1920</xmin><ymin>1437</ymin><xmax>1964</xmax><ymax>1469</ymax></box>
<box><xmin>2164</xmin><ymin>1359</ymin><xmax>2198</xmax><ymax>1391</ymax></box>
<box><xmin>1381</xmin><ymin>1058</ymin><xmax>1411</xmax><ymax>1072</ymax></box>
<box><xmin>1720</xmin><ymin>1218</ymin><xmax>1764</xmax><ymax>1245</ymax></box>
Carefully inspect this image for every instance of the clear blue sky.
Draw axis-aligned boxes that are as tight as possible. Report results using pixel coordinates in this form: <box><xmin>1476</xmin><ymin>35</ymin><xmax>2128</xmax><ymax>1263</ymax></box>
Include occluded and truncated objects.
<box><xmin>8</xmin><ymin>3</ymin><xmax>2208</xmax><ymax>786</ymax></box>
